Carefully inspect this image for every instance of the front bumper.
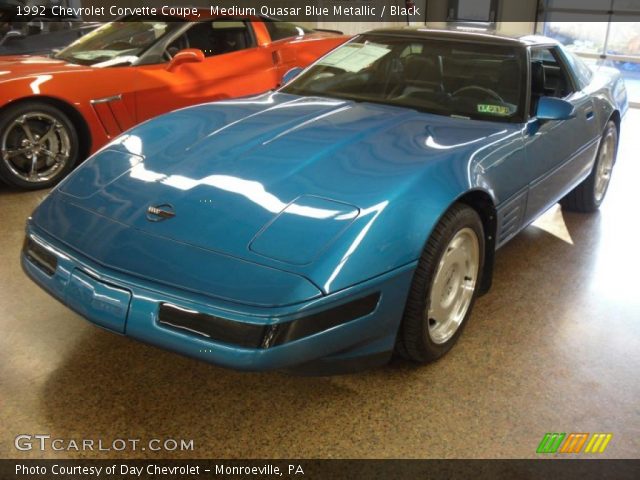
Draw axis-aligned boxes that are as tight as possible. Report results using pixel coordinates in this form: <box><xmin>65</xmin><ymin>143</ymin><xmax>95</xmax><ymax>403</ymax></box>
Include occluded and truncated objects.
<box><xmin>22</xmin><ymin>226</ymin><xmax>416</xmax><ymax>374</ymax></box>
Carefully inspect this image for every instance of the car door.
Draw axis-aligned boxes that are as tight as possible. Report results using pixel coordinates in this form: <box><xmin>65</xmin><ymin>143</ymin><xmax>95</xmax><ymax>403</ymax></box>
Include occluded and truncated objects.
<box><xmin>522</xmin><ymin>46</ymin><xmax>600</xmax><ymax>224</ymax></box>
<box><xmin>133</xmin><ymin>19</ymin><xmax>278</xmax><ymax>123</ymax></box>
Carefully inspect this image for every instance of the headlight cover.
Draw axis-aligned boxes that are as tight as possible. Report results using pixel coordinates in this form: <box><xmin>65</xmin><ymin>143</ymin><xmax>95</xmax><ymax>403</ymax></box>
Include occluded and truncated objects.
<box><xmin>249</xmin><ymin>195</ymin><xmax>359</xmax><ymax>265</ymax></box>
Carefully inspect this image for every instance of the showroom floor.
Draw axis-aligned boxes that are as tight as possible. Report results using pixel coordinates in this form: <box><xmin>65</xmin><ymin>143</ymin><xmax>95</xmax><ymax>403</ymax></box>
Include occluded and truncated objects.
<box><xmin>1</xmin><ymin>110</ymin><xmax>639</xmax><ymax>459</ymax></box>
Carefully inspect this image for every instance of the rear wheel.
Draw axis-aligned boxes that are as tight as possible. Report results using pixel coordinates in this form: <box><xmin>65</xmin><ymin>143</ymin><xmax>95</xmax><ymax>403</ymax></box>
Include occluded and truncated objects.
<box><xmin>561</xmin><ymin>120</ymin><xmax>618</xmax><ymax>213</ymax></box>
<box><xmin>0</xmin><ymin>101</ymin><xmax>79</xmax><ymax>190</ymax></box>
<box><xmin>397</xmin><ymin>203</ymin><xmax>484</xmax><ymax>363</ymax></box>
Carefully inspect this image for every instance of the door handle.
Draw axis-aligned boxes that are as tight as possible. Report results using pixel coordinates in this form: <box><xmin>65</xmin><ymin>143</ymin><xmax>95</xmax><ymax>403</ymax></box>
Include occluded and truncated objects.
<box><xmin>585</xmin><ymin>109</ymin><xmax>594</xmax><ymax>120</ymax></box>
<box><xmin>272</xmin><ymin>50</ymin><xmax>281</xmax><ymax>65</ymax></box>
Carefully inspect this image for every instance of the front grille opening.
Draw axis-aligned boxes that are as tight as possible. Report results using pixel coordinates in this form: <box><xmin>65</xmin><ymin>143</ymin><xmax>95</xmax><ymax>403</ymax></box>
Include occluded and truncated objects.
<box><xmin>23</xmin><ymin>237</ymin><xmax>58</xmax><ymax>276</ymax></box>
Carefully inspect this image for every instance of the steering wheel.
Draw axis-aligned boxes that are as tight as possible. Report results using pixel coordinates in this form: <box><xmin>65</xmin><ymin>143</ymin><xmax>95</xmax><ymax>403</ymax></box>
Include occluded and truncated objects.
<box><xmin>452</xmin><ymin>86</ymin><xmax>505</xmax><ymax>103</ymax></box>
<box><xmin>164</xmin><ymin>34</ymin><xmax>190</xmax><ymax>61</ymax></box>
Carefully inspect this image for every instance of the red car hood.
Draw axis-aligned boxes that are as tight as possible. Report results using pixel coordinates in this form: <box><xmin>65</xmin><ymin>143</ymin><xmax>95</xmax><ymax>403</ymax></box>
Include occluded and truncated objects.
<box><xmin>0</xmin><ymin>55</ymin><xmax>91</xmax><ymax>77</ymax></box>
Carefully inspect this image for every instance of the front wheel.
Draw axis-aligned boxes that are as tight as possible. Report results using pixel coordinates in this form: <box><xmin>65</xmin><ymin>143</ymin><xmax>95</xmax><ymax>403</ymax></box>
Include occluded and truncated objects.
<box><xmin>397</xmin><ymin>203</ymin><xmax>485</xmax><ymax>363</ymax></box>
<box><xmin>0</xmin><ymin>101</ymin><xmax>79</xmax><ymax>190</ymax></box>
<box><xmin>561</xmin><ymin>120</ymin><xmax>618</xmax><ymax>213</ymax></box>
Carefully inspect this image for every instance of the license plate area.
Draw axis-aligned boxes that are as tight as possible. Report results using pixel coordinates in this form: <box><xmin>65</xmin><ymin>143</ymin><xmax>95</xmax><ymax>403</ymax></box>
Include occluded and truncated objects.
<box><xmin>65</xmin><ymin>269</ymin><xmax>131</xmax><ymax>333</ymax></box>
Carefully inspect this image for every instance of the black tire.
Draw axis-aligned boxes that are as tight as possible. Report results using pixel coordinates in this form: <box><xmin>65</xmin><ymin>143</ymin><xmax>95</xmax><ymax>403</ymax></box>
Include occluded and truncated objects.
<box><xmin>0</xmin><ymin>101</ymin><xmax>79</xmax><ymax>190</ymax></box>
<box><xmin>397</xmin><ymin>203</ymin><xmax>485</xmax><ymax>364</ymax></box>
<box><xmin>560</xmin><ymin>120</ymin><xmax>618</xmax><ymax>213</ymax></box>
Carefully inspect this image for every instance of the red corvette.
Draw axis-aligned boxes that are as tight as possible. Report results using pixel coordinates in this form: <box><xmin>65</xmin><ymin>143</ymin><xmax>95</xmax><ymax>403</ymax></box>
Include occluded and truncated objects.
<box><xmin>0</xmin><ymin>14</ymin><xmax>347</xmax><ymax>189</ymax></box>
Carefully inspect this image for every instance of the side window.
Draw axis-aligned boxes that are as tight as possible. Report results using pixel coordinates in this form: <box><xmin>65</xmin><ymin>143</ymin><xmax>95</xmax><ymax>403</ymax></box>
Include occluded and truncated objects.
<box><xmin>558</xmin><ymin>46</ymin><xmax>593</xmax><ymax>89</ymax></box>
<box><xmin>263</xmin><ymin>21</ymin><xmax>310</xmax><ymax>41</ymax></box>
<box><xmin>170</xmin><ymin>20</ymin><xmax>255</xmax><ymax>58</ymax></box>
<box><xmin>530</xmin><ymin>47</ymin><xmax>574</xmax><ymax>115</ymax></box>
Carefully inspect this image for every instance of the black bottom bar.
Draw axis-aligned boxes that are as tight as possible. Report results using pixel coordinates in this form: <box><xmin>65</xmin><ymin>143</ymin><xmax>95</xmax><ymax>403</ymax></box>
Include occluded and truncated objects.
<box><xmin>2</xmin><ymin>459</ymin><xmax>639</xmax><ymax>480</ymax></box>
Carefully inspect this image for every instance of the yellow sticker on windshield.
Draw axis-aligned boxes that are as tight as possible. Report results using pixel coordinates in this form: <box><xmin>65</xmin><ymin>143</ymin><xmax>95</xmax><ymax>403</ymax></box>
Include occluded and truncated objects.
<box><xmin>478</xmin><ymin>104</ymin><xmax>510</xmax><ymax>116</ymax></box>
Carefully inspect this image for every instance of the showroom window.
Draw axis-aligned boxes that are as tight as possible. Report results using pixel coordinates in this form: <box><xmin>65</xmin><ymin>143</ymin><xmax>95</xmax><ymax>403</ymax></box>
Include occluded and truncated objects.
<box><xmin>447</xmin><ymin>0</ymin><xmax>499</xmax><ymax>24</ymax></box>
<box><xmin>538</xmin><ymin>0</ymin><xmax>640</xmax><ymax>106</ymax></box>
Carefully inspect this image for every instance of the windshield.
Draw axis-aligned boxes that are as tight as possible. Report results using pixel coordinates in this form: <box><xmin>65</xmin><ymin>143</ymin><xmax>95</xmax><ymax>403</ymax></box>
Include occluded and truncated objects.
<box><xmin>54</xmin><ymin>18</ymin><xmax>183</xmax><ymax>66</ymax></box>
<box><xmin>282</xmin><ymin>35</ymin><xmax>527</xmax><ymax>122</ymax></box>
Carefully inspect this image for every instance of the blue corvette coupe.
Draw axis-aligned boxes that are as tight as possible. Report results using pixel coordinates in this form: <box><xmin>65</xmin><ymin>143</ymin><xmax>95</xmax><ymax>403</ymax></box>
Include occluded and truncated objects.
<box><xmin>22</xmin><ymin>28</ymin><xmax>627</xmax><ymax>374</ymax></box>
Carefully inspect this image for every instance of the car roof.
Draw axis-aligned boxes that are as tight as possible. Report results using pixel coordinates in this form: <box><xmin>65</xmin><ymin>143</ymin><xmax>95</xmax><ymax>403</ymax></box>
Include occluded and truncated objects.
<box><xmin>363</xmin><ymin>26</ymin><xmax>558</xmax><ymax>48</ymax></box>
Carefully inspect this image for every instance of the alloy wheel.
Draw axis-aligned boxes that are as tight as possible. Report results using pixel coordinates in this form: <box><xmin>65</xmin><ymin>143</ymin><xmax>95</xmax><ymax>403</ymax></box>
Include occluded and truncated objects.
<box><xmin>427</xmin><ymin>227</ymin><xmax>480</xmax><ymax>345</ymax></box>
<box><xmin>1</xmin><ymin>112</ymin><xmax>71</xmax><ymax>184</ymax></box>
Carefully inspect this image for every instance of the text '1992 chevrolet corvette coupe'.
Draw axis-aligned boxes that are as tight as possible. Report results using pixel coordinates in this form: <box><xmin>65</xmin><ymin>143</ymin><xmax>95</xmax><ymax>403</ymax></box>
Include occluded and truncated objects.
<box><xmin>22</xmin><ymin>28</ymin><xmax>627</xmax><ymax>374</ymax></box>
<box><xmin>0</xmin><ymin>12</ymin><xmax>346</xmax><ymax>189</ymax></box>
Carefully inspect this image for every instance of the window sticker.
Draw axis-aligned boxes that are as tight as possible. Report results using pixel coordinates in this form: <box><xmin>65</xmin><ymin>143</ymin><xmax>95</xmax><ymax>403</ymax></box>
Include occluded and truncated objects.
<box><xmin>477</xmin><ymin>104</ymin><xmax>511</xmax><ymax>116</ymax></box>
<box><xmin>319</xmin><ymin>43</ymin><xmax>391</xmax><ymax>73</ymax></box>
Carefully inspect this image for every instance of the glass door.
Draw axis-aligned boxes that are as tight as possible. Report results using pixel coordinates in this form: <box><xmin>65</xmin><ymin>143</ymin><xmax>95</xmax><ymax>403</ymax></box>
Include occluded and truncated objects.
<box><xmin>538</xmin><ymin>0</ymin><xmax>640</xmax><ymax>107</ymax></box>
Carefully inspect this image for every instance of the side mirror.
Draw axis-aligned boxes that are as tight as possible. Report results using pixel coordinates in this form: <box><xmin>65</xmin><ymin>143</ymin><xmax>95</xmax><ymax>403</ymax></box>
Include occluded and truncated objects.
<box><xmin>166</xmin><ymin>48</ymin><xmax>204</xmax><ymax>72</ymax></box>
<box><xmin>536</xmin><ymin>97</ymin><xmax>576</xmax><ymax>121</ymax></box>
<box><xmin>282</xmin><ymin>67</ymin><xmax>303</xmax><ymax>85</ymax></box>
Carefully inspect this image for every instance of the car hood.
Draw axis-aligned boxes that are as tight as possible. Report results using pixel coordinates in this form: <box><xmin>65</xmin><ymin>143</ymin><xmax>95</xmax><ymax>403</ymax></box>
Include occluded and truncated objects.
<box><xmin>41</xmin><ymin>93</ymin><xmax>516</xmax><ymax>293</ymax></box>
<box><xmin>0</xmin><ymin>55</ymin><xmax>90</xmax><ymax>78</ymax></box>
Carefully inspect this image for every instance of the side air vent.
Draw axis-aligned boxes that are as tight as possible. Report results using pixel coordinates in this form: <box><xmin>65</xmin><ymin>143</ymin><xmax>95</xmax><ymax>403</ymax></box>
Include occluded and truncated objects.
<box><xmin>497</xmin><ymin>190</ymin><xmax>527</xmax><ymax>247</ymax></box>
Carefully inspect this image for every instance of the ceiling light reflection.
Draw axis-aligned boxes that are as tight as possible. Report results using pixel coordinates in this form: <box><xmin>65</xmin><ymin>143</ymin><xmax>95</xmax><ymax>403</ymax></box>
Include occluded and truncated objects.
<box><xmin>29</xmin><ymin>74</ymin><xmax>52</xmax><ymax>94</ymax></box>
<box><xmin>129</xmin><ymin>163</ymin><xmax>347</xmax><ymax>219</ymax></box>
<box><xmin>324</xmin><ymin>201</ymin><xmax>389</xmax><ymax>291</ymax></box>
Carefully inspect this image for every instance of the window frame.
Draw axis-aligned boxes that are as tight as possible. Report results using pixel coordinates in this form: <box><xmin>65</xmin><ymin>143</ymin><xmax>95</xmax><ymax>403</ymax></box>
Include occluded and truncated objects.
<box><xmin>527</xmin><ymin>44</ymin><xmax>580</xmax><ymax>119</ymax></box>
<box><xmin>260</xmin><ymin>17</ymin><xmax>311</xmax><ymax>43</ymax></box>
<box><xmin>556</xmin><ymin>45</ymin><xmax>593</xmax><ymax>90</ymax></box>
<box><xmin>139</xmin><ymin>17</ymin><xmax>257</xmax><ymax>65</ymax></box>
<box><xmin>187</xmin><ymin>19</ymin><xmax>258</xmax><ymax>58</ymax></box>
<box><xmin>282</xmin><ymin>34</ymin><xmax>530</xmax><ymax>124</ymax></box>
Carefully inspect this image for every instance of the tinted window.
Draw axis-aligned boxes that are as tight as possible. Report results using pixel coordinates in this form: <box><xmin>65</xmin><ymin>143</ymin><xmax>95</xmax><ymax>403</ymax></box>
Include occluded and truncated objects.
<box><xmin>558</xmin><ymin>45</ymin><xmax>593</xmax><ymax>89</ymax></box>
<box><xmin>264</xmin><ymin>20</ymin><xmax>311</xmax><ymax>41</ymax></box>
<box><xmin>529</xmin><ymin>46</ymin><xmax>575</xmax><ymax>115</ymax></box>
<box><xmin>532</xmin><ymin>47</ymin><xmax>574</xmax><ymax>97</ymax></box>
<box><xmin>170</xmin><ymin>20</ymin><xmax>255</xmax><ymax>58</ymax></box>
<box><xmin>282</xmin><ymin>35</ymin><xmax>526</xmax><ymax>123</ymax></box>
<box><xmin>55</xmin><ymin>19</ymin><xmax>181</xmax><ymax>65</ymax></box>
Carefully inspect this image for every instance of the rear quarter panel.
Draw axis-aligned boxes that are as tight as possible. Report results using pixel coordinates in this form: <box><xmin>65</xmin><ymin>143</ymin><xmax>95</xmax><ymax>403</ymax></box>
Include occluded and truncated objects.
<box><xmin>585</xmin><ymin>65</ymin><xmax>628</xmax><ymax>128</ymax></box>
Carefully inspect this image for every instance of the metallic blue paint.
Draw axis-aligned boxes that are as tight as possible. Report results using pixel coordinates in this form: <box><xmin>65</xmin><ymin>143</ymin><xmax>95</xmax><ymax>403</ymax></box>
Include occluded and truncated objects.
<box><xmin>22</xmin><ymin>226</ymin><xmax>415</xmax><ymax>371</ymax></box>
<box><xmin>282</xmin><ymin>67</ymin><xmax>304</xmax><ymax>85</ymax></box>
<box><xmin>22</xmin><ymin>39</ymin><xmax>627</xmax><ymax>372</ymax></box>
<box><xmin>536</xmin><ymin>97</ymin><xmax>576</xmax><ymax>121</ymax></box>
<box><xmin>50</xmin><ymin>94</ymin><xmax>528</xmax><ymax>295</ymax></box>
